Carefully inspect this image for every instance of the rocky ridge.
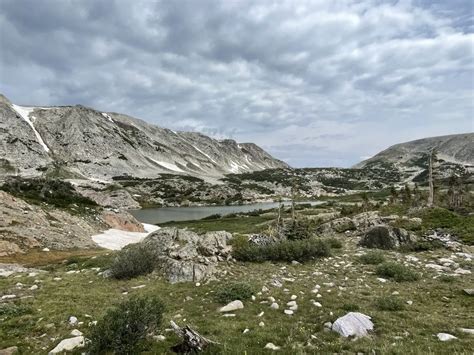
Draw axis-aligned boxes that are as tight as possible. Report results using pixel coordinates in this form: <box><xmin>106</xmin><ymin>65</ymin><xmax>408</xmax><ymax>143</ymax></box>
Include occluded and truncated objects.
<box><xmin>0</xmin><ymin>94</ymin><xmax>288</xmax><ymax>181</ymax></box>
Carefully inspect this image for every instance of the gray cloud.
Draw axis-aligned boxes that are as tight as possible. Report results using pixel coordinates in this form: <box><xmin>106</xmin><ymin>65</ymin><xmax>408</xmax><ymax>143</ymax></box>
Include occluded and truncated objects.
<box><xmin>0</xmin><ymin>0</ymin><xmax>472</xmax><ymax>167</ymax></box>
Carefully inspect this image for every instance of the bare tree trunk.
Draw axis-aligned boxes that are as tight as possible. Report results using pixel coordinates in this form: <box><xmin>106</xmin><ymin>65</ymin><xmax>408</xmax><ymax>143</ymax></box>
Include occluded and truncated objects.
<box><xmin>170</xmin><ymin>321</ymin><xmax>218</xmax><ymax>353</ymax></box>
<box><xmin>428</xmin><ymin>150</ymin><xmax>434</xmax><ymax>207</ymax></box>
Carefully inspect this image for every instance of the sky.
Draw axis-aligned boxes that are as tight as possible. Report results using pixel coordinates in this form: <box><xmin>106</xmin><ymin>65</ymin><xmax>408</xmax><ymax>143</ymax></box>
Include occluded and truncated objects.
<box><xmin>0</xmin><ymin>0</ymin><xmax>473</xmax><ymax>168</ymax></box>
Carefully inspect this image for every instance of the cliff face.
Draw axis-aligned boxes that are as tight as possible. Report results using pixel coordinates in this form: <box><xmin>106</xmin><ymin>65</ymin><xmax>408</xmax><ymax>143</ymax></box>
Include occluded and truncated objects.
<box><xmin>0</xmin><ymin>94</ymin><xmax>288</xmax><ymax>180</ymax></box>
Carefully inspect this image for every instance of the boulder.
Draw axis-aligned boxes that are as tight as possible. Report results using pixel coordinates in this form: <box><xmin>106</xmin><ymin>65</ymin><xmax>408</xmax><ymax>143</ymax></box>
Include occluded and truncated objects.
<box><xmin>359</xmin><ymin>225</ymin><xmax>417</xmax><ymax>250</ymax></box>
<box><xmin>48</xmin><ymin>336</ymin><xmax>85</xmax><ymax>354</ymax></box>
<box><xmin>141</xmin><ymin>227</ymin><xmax>232</xmax><ymax>283</ymax></box>
<box><xmin>332</xmin><ymin>312</ymin><xmax>374</xmax><ymax>338</ymax></box>
<box><xmin>0</xmin><ymin>347</ymin><xmax>18</xmax><ymax>355</ymax></box>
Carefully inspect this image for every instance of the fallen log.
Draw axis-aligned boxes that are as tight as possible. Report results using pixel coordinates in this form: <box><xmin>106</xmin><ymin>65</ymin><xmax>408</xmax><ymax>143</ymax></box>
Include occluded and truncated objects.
<box><xmin>170</xmin><ymin>321</ymin><xmax>219</xmax><ymax>353</ymax></box>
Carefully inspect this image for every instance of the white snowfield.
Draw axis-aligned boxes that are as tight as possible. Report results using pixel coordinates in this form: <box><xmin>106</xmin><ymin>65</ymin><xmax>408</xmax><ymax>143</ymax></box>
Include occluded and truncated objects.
<box><xmin>11</xmin><ymin>104</ymin><xmax>50</xmax><ymax>152</ymax></box>
<box><xmin>148</xmin><ymin>158</ymin><xmax>184</xmax><ymax>172</ymax></box>
<box><xmin>92</xmin><ymin>223</ymin><xmax>160</xmax><ymax>250</ymax></box>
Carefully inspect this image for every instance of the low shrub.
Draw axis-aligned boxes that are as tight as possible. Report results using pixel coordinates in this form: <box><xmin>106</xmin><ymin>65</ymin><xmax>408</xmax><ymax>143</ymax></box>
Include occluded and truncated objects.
<box><xmin>359</xmin><ymin>251</ymin><xmax>385</xmax><ymax>265</ymax></box>
<box><xmin>214</xmin><ymin>282</ymin><xmax>254</xmax><ymax>304</ymax></box>
<box><xmin>375</xmin><ymin>296</ymin><xmax>405</xmax><ymax>311</ymax></box>
<box><xmin>438</xmin><ymin>275</ymin><xmax>456</xmax><ymax>283</ymax></box>
<box><xmin>341</xmin><ymin>303</ymin><xmax>360</xmax><ymax>312</ymax></box>
<box><xmin>0</xmin><ymin>303</ymin><xmax>33</xmax><ymax>317</ymax></box>
<box><xmin>326</xmin><ymin>237</ymin><xmax>343</xmax><ymax>249</ymax></box>
<box><xmin>88</xmin><ymin>295</ymin><xmax>164</xmax><ymax>354</ymax></box>
<box><xmin>110</xmin><ymin>244</ymin><xmax>157</xmax><ymax>280</ymax></box>
<box><xmin>283</xmin><ymin>219</ymin><xmax>317</xmax><ymax>240</ymax></box>
<box><xmin>233</xmin><ymin>238</ymin><xmax>331</xmax><ymax>263</ymax></box>
<box><xmin>376</xmin><ymin>262</ymin><xmax>420</xmax><ymax>282</ymax></box>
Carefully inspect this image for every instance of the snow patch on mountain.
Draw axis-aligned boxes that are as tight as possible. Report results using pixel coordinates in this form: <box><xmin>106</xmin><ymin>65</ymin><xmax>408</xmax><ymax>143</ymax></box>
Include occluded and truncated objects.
<box><xmin>11</xmin><ymin>104</ymin><xmax>50</xmax><ymax>153</ymax></box>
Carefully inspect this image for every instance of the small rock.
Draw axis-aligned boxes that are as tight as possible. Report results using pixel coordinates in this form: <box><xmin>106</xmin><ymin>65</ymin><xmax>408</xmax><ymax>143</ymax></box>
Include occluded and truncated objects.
<box><xmin>290</xmin><ymin>295</ymin><xmax>297</xmax><ymax>300</ymax></box>
<box><xmin>258</xmin><ymin>311</ymin><xmax>264</xmax><ymax>317</ymax></box>
<box><xmin>268</xmin><ymin>296</ymin><xmax>275</xmax><ymax>303</ymax></box>
<box><xmin>291</xmin><ymin>260</ymin><xmax>301</xmax><ymax>265</ymax></box>
<box><xmin>243</xmin><ymin>328</ymin><xmax>250</xmax><ymax>334</ymax></box>
<box><xmin>70</xmin><ymin>329</ymin><xmax>82</xmax><ymax>336</ymax></box>
<box><xmin>153</xmin><ymin>335</ymin><xmax>166</xmax><ymax>342</ymax></box>
<box><xmin>392</xmin><ymin>291</ymin><xmax>400</xmax><ymax>295</ymax></box>
<box><xmin>437</xmin><ymin>333</ymin><xmax>457</xmax><ymax>341</ymax></box>
<box><xmin>1</xmin><ymin>295</ymin><xmax>16</xmax><ymax>300</ymax></box>
<box><xmin>219</xmin><ymin>300</ymin><xmax>244</xmax><ymax>313</ymax></box>
<box><xmin>284</xmin><ymin>309</ymin><xmax>294</xmax><ymax>315</ymax></box>
<box><xmin>42</xmin><ymin>248</ymin><xmax>50</xmax><ymax>252</ymax></box>
<box><xmin>259</xmin><ymin>321</ymin><xmax>265</xmax><ymax>327</ymax></box>
<box><xmin>53</xmin><ymin>277</ymin><xmax>62</xmax><ymax>281</ymax></box>
<box><xmin>29</xmin><ymin>285</ymin><xmax>38</xmax><ymax>291</ymax></box>
<box><xmin>131</xmin><ymin>284</ymin><xmax>146</xmax><ymax>289</ymax></box>
<box><xmin>286</xmin><ymin>301</ymin><xmax>297</xmax><ymax>306</ymax></box>
<box><xmin>459</xmin><ymin>328</ymin><xmax>474</xmax><ymax>335</ymax></box>
<box><xmin>313</xmin><ymin>302</ymin><xmax>322</xmax><ymax>308</ymax></box>
<box><xmin>454</xmin><ymin>268</ymin><xmax>471</xmax><ymax>275</ymax></box>
<box><xmin>264</xmin><ymin>343</ymin><xmax>280</xmax><ymax>350</ymax></box>
<box><xmin>48</xmin><ymin>336</ymin><xmax>85</xmax><ymax>354</ymax></box>
<box><xmin>324</xmin><ymin>322</ymin><xmax>332</xmax><ymax>329</ymax></box>
<box><xmin>377</xmin><ymin>278</ymin><xmax>387</xmax><ymax>283</ymax></box>
<box><xmin>463</xmin><ymin>289</ymin><xmax>474</xmax><ymax>296</ymax></box>
<box><xmin>406</xmin><ymin>300</ymin><xmax>413</xmax><ymax>306</ymax></box>
<box><xmin>270</xmin><ymin>302</ymin><xmax>279</xmax><ymax>310</ymax></box>
<box><xmin>68</xmin><ymin>316</ymin><xmax>78</xmax><ymax>325</ymax></box>
<box><xmin>251</xmin><ymin>295</ymin><xmax>256</xmax><ymax>301</ymax></box>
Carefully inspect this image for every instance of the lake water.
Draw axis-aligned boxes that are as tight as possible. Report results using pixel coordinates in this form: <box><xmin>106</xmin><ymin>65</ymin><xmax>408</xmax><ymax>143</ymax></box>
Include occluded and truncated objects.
<box><xmin>130</xmin><ymin>201</ymin><xmax>322</xmax><ymax>224</ymax></box>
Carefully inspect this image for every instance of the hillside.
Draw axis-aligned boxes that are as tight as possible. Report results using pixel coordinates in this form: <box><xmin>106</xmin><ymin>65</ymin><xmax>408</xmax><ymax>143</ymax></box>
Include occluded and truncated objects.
<box><xmin>354</xmin><ymin>133</ymin><xmax>474</xmax><ymax>182</ymax></box>
<box><xmin>0</xmin><ymin>94</ymin><xmax>288</xmax><ymax>180</ymax></box>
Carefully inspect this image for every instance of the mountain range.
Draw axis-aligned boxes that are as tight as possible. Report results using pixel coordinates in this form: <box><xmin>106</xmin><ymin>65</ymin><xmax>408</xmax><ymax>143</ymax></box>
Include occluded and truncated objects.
<box><xmin>0</xmin><ymin>94</ymin><xmax>288</xmax><ymax>180</ymax></box>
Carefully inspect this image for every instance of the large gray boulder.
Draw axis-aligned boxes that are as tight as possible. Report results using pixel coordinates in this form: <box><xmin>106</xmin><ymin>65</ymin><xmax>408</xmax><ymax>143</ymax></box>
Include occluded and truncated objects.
<box><xmin>332</xmin><ymin>312</ymin><xmax>374</xmax><ymax>338</ymax></box>
<box><xmin>141</xmin><ymin>228</ymin><xmax>233</xmax><ymax>283</ymax></box>
<box><xmin>359</xmin><ymin>225</ymin><xmax>417</xmax><ymax>250</ymax></box>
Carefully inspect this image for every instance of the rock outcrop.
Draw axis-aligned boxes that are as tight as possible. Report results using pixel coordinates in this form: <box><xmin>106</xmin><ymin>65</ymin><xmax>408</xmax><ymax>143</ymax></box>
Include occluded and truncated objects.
<box><xmin>332</xmin><ymin>312</ymin><xmax>374</xmax><ymax>338</ymax></box>
<box><xmin>359</xmin><ymin>225</ymin><xmax>417</xmax><ymax>250</ymax></box>
<box><xmin>141</xmin><ymin>228</ymin><xmax>233</xmax><ymax>283</ymax></box>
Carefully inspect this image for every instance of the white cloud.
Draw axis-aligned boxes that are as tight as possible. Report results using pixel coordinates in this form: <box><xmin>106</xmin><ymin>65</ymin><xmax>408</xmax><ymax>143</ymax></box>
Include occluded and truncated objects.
<box><xmin>0</xmin><ymin>0</ymin><xmax>472</xmax><ymax>167</ymax></box>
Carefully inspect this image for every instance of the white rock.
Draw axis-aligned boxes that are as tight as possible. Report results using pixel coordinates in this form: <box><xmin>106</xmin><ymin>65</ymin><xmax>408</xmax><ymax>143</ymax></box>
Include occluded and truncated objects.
<box><xmin>30</xmin><ymin>284</ymin><xmax>38</xmax><ymax>290</ymax></box>
<box><xmin>284</xmin><ymin>309</ymin><xmax>294</xmax><ymax>315</ymax></box>
<box><xmin>2</xmin><ymin>294</ymin><xmax>16</xmax><ymax>299</ymax></box>
<box><xmin>48</xmin><ymin>336</ymin><xmax>85</xmax><ymax>354</ymax></box>
<box><xmin>219</xmin><ymin>300</ymin><xmax>244</xmax><ymax>313</ymax></box>
<box><xmin>243</xmin><ymin>328</ymin><xmax>250</xmax><ymax>334</ymax></box>
<box><xmin>313</xmin><ymin>302</ymin><xmax>322</xmax><ymax>308</ymax></box>
<box><xmin>332</xmin><ymin>312</ymin><xmax>374</xmax><ymax>338</ymax></box>
<box><xmin>251</xmin><ymin>295</ymin><xmax>256</xmax><ymax>301</ymax></box>
<box><xmin>68</xmin><ymin>316</ymin><xmax>78</xmax><ymax>325</ymax></box>
<box><xmin>392</xmin><ymin>291</ymin><xmax>400</xmax><ymax>295</ymax></box>
<box><xmin>42</xmin><ymin>248</ymin><xmax>50</xmax><ymax>252</ymax></box>
<box><xmin>268</xmin><ymin>296</ymin><xmax>275</xmax><ymax>303</ymax></box>
<box><xmin>459</xmin><ymin>328</ymin><xmax>474</xmax><ymax>335</ymax></box>
<box><xmin>289</xmin><ymin>304</ymin><xmax>298</xmax><ymax>311</ymax></box>
<box><xmin>316</xmin><ymin>294</ymin><xmax>322</xmax><ymax>298</ymax></box>
<box><xmin>131</xmin><ymin>284</ymin><xmax>146</xmax><ymax>289</ymax></box>
<box><xmin>70</xmin><ymin>329</ymin><xmax>82</xmax><ymax>336</ymax></box>
<box><xmin>406</xmin><ymin>300</ymin><xmax>413</xmax><ymax>305</ymax></box>
<box><xmin>377</xmin><ymin>278</ymin><xmax>387</xmax><ymax>283</ymax></box>
<box><xmin>454</xmin><ymin>268</ymin><xmax>471</xmax><ymax>275</ymax></box>
<box><xmin>286</xmin><ymin>301</ymin><xmax>297</xmax><ymax>306</ymax></box>
<box><xmin>222</xmin><ymin>313</ymin><xmax>236</xmax><ymax>317</ymax></box>
<box><xmin>53</xmin><ymin>277</ymin><xmax>62</xmax><ymax>281</ymax></box>
<box><xmin>258</xmin><ymin>311</ymin><xmax>264</xmax><ymax>317</ymax></box>
<box><xmin>425</xmin><ymin>264</ymin><xmax>445</xmax><ymax>271</ymax></box>
<box><xmin>262</xmin><ymin>286</ymin><xmax>269</xmax><ymax>292</ymax></box>
<box><xmin>264</xmin><ymin>342</ymin><xmax>280</xmax><ymax>350</ymax></box>
<box><xmin>437</xmin><ymin>333</ymin><xmax>457</xmax><ymax>341</ymax></box>
<box><xmin>270</xmin><ymin>302</ymin><xmax>279</xmax><ymax>310</ymax></box>
<box><xmin>153</xmin><ymin>335</ymin><xmax>166</xmax><ymax>341</ymax></box>
<box><xmin>259</xmin><ymin>321</ymin><xmax>265</xmax><ymax>327</ymax></box>
<box><xmin>290</xmin><ymin>295</ymin><xmax>297</xmax><ymax>300</ymax></box>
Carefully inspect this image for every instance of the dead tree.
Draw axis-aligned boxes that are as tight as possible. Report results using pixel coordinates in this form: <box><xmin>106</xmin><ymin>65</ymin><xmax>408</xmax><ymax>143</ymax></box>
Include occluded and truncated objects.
<box><xmin>170</xmin><ymin>321</ymin><xmax>219</xmax><ymax>353</ymax></box>
<box><xmin>427</xmin><ymin>149</ymin><xmax>436</xmax><ymax>207</ymax></box>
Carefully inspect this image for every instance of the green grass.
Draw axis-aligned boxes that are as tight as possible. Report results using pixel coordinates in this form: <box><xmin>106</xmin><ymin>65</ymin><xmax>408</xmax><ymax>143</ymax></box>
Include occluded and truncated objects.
<box><xmin>359</xmin><ymin>250</ymin><xmax>385</xmax><ymax>265</ymax></box>
<box><xmin>1</xmin><ymin>243</ymin><xmax>473</xmax><ymax>354</ymax></box>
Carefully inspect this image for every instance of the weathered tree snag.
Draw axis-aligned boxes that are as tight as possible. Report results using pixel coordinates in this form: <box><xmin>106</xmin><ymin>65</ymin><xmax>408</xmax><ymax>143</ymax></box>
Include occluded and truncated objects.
<box><xmin>427</xmin><ymin>149</ymin><xmax>435</xmax><ymax>207</ymax></box>
<box><xmin>170</xmin><ymin>321</ymin><xmax>218</xmax><ymax>353</ymax></box>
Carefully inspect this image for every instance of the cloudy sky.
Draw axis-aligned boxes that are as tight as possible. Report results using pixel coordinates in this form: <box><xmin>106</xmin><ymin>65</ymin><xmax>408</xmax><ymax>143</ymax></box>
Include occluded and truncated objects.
<box><xmin>1</xmin><ymin>0</ymin><xmax>473</xmax><ymax>167</ymax></box>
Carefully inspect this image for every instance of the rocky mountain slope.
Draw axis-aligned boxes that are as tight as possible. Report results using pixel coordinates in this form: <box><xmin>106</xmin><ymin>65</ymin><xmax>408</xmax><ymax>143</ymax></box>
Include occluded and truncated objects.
<box><xmin>354</xmin><ymin>133</ymin><xmax>474</xmax><ymax>182</ymax></box>
<box><xmin>0</xmin><ymin>94</ymin><xmax>288</xmax><ymax>180</ymax></box>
